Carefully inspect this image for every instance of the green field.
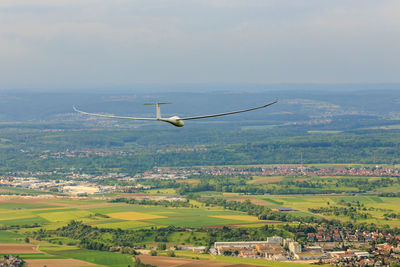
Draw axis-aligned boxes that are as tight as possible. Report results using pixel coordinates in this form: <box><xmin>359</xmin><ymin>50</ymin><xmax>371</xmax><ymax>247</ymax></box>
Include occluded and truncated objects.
<box><xmin>0</xmin><ymin>197</ymin><xmax>264</xmax><ymax>231</ymax></box>
<box><xmin>0</xmin><ymin>230</ymin><xmax>24</xmax><ymax>243</ymax></box>
<box><xmin>0</xmin><ymin>243</ymin><xmax>133</xmax><ymax>267</ymax></box>
<box><xmin>42</xmin><ymin>248</ymin><xmax>133</xmax><ymax>267</ymax></box>
<box><xmin>1</xmin><ymin>181</ymin><xmax>400</xmax><ymax>266</ymax></box>
<box><xmin>223</xmin><ymin>194</ymin><xmax>400</xmax><ymax>227</ymax></box>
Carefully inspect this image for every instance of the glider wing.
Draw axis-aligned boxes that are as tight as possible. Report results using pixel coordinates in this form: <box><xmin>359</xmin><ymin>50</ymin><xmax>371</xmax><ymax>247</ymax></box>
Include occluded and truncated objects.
<box><xmin>180</xmin><ymin>99</ymin><xmax>278</xmax><ymax>120</ymax></box>
<box><xmin>73</xmin><ymin>106</ymin><xmax>157</xmax><ymax>121</ymax></box>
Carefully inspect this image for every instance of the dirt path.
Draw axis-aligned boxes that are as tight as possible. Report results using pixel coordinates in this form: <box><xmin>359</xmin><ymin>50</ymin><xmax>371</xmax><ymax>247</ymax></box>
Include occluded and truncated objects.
<box><xmin>25</xmin><ymin>259</ymin><xmax>96</xmax><ymax>267</ymax></box>
<box><xmin>137</xmin><ymin>255</ymin><xmax>264</xmax><ymax>267</ymax></box>
<box><xmin>0</xmin><ymin>244</ymin><xmax>41</xmax><ymax>254</ymax></box>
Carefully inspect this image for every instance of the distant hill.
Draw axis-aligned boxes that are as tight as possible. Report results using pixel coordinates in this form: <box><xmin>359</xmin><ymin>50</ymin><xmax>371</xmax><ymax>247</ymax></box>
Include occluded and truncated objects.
<box><xmin>0</xmin><ymin>87</ymin><xmax>398</xmax><ymax>131</ymax></box>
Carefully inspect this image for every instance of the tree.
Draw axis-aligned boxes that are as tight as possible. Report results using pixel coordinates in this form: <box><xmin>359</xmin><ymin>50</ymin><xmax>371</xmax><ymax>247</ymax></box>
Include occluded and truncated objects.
<box><xmin>158</xmin><ymin>243</ymin><xmax>166</xmax><ymax>250</ymax></box>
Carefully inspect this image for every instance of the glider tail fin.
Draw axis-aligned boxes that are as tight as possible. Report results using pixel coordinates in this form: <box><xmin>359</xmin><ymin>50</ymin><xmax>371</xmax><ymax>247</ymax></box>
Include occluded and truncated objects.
<box><xmin>144</xmin><ymin>102</ymin><xmax>172</xmax><ymax>119</ymax></box>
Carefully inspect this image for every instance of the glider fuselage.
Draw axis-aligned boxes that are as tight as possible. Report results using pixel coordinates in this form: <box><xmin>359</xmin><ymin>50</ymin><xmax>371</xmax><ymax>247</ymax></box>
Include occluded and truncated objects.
<box><xmin>160</xmin><ymin>116</ymin><xmax>184</xmax><ymax>127</ymax></box>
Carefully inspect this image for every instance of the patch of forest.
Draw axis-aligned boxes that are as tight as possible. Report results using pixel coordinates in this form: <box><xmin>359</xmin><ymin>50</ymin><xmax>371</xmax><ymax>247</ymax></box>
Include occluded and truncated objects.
<box><xmin>0</xmin><ymin>129</ymin><xmax>399</xmax><ymax>175</ymax></box>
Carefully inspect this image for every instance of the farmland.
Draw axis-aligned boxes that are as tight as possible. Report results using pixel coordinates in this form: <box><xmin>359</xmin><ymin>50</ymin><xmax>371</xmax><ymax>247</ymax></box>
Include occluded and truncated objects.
<box><xmin>220</xmin><ymin>193</ymin><xmax>400</xmax><ymax>227</ymax></box>
<box><xmin>0</xmin><ymin>242</ymin><xmax>133</xmax><ymax>267</ymax></box>
<box><xmin>0</xmin><ymin>93</ymin><xmax>398</xmax><ymax>267</ymax></box>
<box><xmin>0</xmin><ymin>196</ymin><xmax>267</xmax><ymax>231</ymax></box>
<box><xmin>0</xmin><ymin>194</ymin><xmax>310</xmax><ymax>267</ymax></box>
<box><xmin>137</xmin><ymin>254</ymin><xmax>316</xmax><ymax>267</ymax></box>
<box><xmin>1</xmin><ymin>164</ymin><xmax>400</xmax><ymax>267</ymax></box>
<box><xmin>1</xmin><ymin>188</ymin><xmax>399</xmax><ymax>266</ymax></box>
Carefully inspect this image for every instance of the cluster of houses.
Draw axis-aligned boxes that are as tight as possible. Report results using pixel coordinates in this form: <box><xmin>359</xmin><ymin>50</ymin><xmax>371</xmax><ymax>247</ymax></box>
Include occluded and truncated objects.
<box><xmin>37</xmin><ymin>148</ymin><xmax>134</xmax><ymax>159</ymax></box>
<box><xmin>156</xmin><ymin>147</ymin><xmax>208</xmax><ymax>153</ymax></box>
<box><xmin>148</xmin><ymin>165</ymin><xmax>400</xmax><ymax>178</ymax></box>
<box><xmin>159</xmin><ymin>230</ymin><xmax>400</xmax><ymax>266</ymax></box>
<box><xmin>210</xmin><ymin>236</ymin><xmax>325</xmax><ymax>261</ymax></box>
<box><xmin>0</xmin><ymin>177</ymin><xmax>115</xmax><ymax>196</ymax></box>
<box><xmin>0</xmin><ymin>255</ymin><xmax>24</xmax><ymax>267</ymax></box>
<box><xmin>323</xmin><ymin>243</ymin><xmax>400</xmax><ymax>266</ymax></box>
<box><xmin>307</xmin><ymin>226</ymin><xmax>400</xmax><ymax>243</ymax></box>
<box><xmin>210</xmin><ymin>232</ymin><xmax>400</xmax><ymax>265</ymax></box>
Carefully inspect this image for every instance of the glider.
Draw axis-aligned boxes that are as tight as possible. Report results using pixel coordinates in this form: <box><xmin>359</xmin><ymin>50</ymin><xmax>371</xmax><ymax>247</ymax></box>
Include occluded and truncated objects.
<box><xmin>73</xmin><ymin>99</ymin><xmax>278</xmax><ymax>127</ymax></box>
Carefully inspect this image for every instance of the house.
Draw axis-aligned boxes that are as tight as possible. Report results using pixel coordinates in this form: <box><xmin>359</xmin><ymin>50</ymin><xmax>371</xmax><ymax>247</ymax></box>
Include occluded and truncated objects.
<box><xmin>294</xmin><ymin>252</ymin><xmax>325</xmax><ymax>260</ymax></box>
<box><xmin>192</xmin><ymin>246</ymin><xmax>206</xmax><ymax>253</ymax></box>
<box><xmin>355</xmin><ymin>251</ymin><xmax>370</xmax><ymax>259</ymax></box>
<box><xmin>177</xmin><ymin>245</ymin><xmax>194</xmax><ymax>250</ymax></box>
<box><xmin>267</xmin><ymin>236</ymin><xmax>283</xmax><ymax>245</ymax></box>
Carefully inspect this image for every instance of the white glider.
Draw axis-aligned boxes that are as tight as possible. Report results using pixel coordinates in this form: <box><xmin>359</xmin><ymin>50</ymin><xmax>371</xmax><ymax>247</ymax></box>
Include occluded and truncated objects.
<box><xmin>73</xmin><ymin>99</ymin><xmax>278</xmax><ymax>127</ymax></box>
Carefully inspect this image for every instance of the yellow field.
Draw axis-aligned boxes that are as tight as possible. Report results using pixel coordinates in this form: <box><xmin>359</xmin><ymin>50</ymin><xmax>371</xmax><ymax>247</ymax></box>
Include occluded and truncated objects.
<box><xmin>39</xmin><ymin>210</ymin><xmax>93</xmax><ymax>222</ymax></box>
<box><xmin>107</xmin><ymin>211</ymin><xmax>165</xmax><ymax>221</ymax></box>
<box><xmin>0</xmin><ymin>211</ymin><xmax>34</xmax><ymax>221</ymax></box>
<box><xmin>91</xmin><ymin>220</ymin><xmax>151</xmax><ymax>229</ymax></box>
<box><xmin>210</xmin><ymin>215</ymin><xmax>259</xmax><ymax>222</ymax></box>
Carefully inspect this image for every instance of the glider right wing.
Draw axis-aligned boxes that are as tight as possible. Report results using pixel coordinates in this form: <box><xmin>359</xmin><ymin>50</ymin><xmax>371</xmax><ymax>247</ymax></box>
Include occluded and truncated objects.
<box><xmin>180</xmin><ymin>99</ymin><xmax>278</xmax><ymax>120</ymax></box>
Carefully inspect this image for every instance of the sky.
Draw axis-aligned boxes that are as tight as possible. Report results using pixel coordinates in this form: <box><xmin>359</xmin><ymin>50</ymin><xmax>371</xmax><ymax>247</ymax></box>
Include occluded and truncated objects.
<box><xmin>0</xmin><ymin>0</ymin><xmax>399</xmax><ymax>90</ymax></box>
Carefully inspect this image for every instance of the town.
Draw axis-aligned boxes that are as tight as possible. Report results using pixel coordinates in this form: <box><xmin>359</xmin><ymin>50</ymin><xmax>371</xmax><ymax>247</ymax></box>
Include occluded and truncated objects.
<box><xmin>209</xmin><ymin>229</ymin><xmax>400</xmax><ymax>266</ymax></box>
<box><xmin>1</xmin><ymin>165</ymin><xmax>399</xmax><ymax>196</ymax></box>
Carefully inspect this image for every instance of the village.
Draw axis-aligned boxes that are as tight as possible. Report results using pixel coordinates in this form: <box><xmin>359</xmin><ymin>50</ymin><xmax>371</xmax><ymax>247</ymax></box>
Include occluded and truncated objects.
<box><xmin>148</xmin><ymin>165</ymin><xmax>400</xmax><ymax>178</ymax></box>
<box><xmin>1</xmin><ymin>164</ymin><xmax>399</xmax><ymax>197</ymax></box>
<box><xmin>207</xmin><ymin>231</ymin><xmax>400</xmax><ymax>266</ymax></box>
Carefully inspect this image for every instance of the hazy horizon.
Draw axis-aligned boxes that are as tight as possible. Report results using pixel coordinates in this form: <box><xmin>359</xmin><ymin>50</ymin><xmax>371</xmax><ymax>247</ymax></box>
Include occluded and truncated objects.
<box><xmin>1</xmin><ymin>82</ymin><xmax>399</xmax><ymax>94</ymax></box>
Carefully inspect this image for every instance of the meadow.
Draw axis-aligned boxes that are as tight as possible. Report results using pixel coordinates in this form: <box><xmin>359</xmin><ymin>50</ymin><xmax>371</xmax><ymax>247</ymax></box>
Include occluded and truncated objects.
<box><xmin>222</xmin><ymin>193</ymin><xmax>400</xmax><ymax>227</ymax></box>
<box><xmin>0</xmin><ymin>196</ymin><xmax>305</xmax><ymax>267</ymax></box>
<box><xmin>0</xmin><ymin>244</ymin><xmax>133</xmax><ymax>267</ymax></box>
<box><xmin>0</xmin><ymin>197</ymin><xmax>266</xmax><ymax>231</ymax></box>
<box><xmin>40</xmin><ymin>247</ymin><xmax>134</xmax><ymax>267</ymax></box>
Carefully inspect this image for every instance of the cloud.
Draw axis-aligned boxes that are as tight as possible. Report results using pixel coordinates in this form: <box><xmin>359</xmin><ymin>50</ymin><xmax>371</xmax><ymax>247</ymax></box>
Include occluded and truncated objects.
<box><xmin>0</xmin><ymin>0</ymin><xmax>399</xmax><ymax>89</ymax></box>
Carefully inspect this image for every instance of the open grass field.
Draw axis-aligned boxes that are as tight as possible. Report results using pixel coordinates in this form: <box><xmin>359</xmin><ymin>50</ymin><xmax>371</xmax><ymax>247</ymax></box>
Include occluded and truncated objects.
<box><xmin>41</xmin><ymin>248</ymin><xmax>134</xmax><ymax>267</ymax></box>
<box><xmin>3</xmin><ymin>191</ymin><xmax>399</xmax><ymax>232</ymax></box>
<box><xmin>0</xmin><ymin>231</ymin><xmax>23</xmax><ymax>243</ymax></box>
<box><xmin>248</xmin><ymin>176</ymin><xmax>284</xmax><ymax>184</ymax></box>
<box><xmin>89</xmin><ymin>220</ymin><xmax>150</xmax><ymax>229</ymax></box>
<box><xmin>0</xmin><ymin>197</ymin><xmax>267</xmax><ymax>231</ymax></box>
<box><xmin>4</xmin><ymin>244</ymin><xmax>132</xmax><ymax>267</ymax></box>
<box><xmin>0</xmin><ymin>202</ymin><xmax>58</xmax><ymax>210</ymax></box>
<box><xmin>210</xmin><ymin>215</ymin><xmax>259</xmax><ymax>222</ymax></box>
<box><xmin>108</xmin><ymin>211</ymin><xmax>166</xmax><ymax>220</ymax></box>
<box><xmin>0</xmin><ymin>216</ymin><xmax>49</xmax><ymax>226</ymax></box>
<box><xmin>222</xmin><ymin>194</ymin><xmax>400</xmax><ymax>227</ymax></box>
<box><xmin>0</xmin><ymin>186</ymin><xmax>49</xmax><ymax>195</ymax></box>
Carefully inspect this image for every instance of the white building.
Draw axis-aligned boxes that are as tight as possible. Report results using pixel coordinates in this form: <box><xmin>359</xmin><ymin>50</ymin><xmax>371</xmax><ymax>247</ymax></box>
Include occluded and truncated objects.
<box><xmin>288</xmin><ymin>241</ymin><xmax>302</xmax><ymax>254</ymax></box>
<box><xmin>215</xmin><ymin>241</ymin><xmax>269</xmax><ymax>249</ymax></box>
<box><xmin>267</xmin><ymin>236</ymin><xmax>283</xmax><ymax>245</ymax></box>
